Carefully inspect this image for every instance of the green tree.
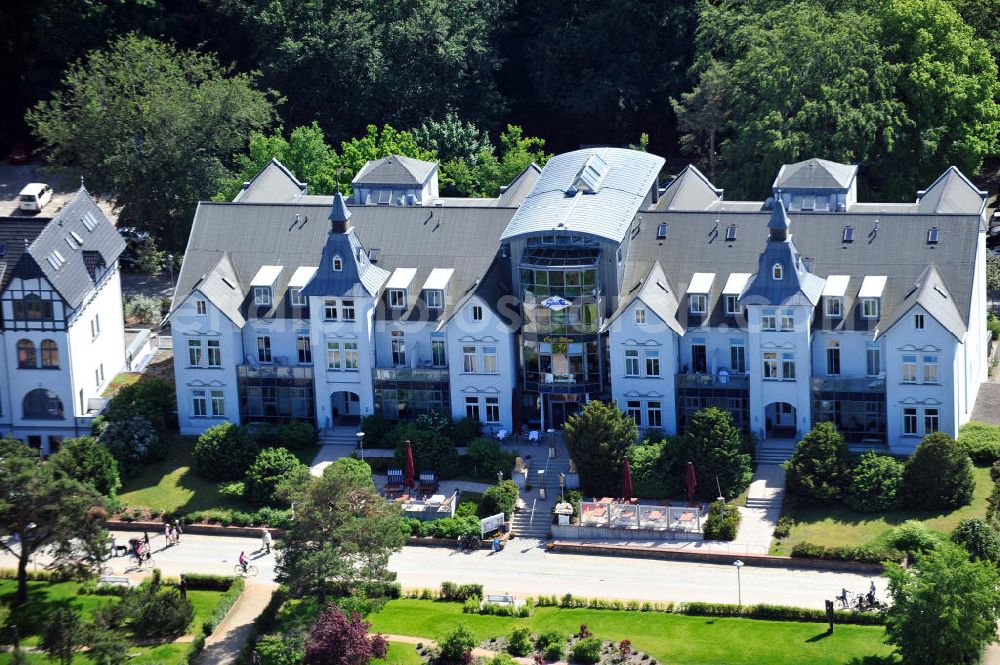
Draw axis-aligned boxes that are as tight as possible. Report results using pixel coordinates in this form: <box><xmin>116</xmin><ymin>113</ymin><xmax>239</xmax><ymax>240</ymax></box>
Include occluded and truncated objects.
<box><xmin>413</xmin><ymin>112</ymin><xmax>493</xmax><ymax>165</ymax></box>
<box><xmin>277</xmin><ymin>458</ymin><xmax>405</xmax><ymax>603</ymax></box>
<box><xmin>97</xmin><ymin>416</ymin><xmax>162</xmax><ymax>479</ymax></box>
<box><xmin>885</xmin><ymin>542</ymin><xmax>1000</xmax><ymax>664</ymax></box>
<box><xmin>670</xmin><ymin>59</ymin><xmax>730</xmax><ymax>180</ymax></box>
<box><xmin>844</xmin><ymin>451</ymin><xmax>904</xmax><ymax>512</ymax></box>
<box><xmin>681</xmin><ymin>408</ymin><xmax>752</xmax><ymax>500</ymax></box>
<box><xmin>41</xmin><ymin>606</ymin><xmax>83</xmax><ymax>665</ymax></box>
<box><xmin>389</xmin><ymin>425</ymin><xmax>460</xmax><ymax>479</ymax></box>
<box><xmin>952</xmin><ymin>518</ymin><xmax>1000</xmax><ymax>562</ymax></box>
<box><xmin>987</xmin><ymin>254</ymin><xmax>1000</xmax><ymax>291</ymax></box>
<box><xmin>903</xmin><ymin>432</ymin><xmax>975</xmax><ymax>509</ymax></box>
<box><xmin>244</xmin><ymin>447</ymin><xmax>310</xmax><ymax>507</ymax></box>
<box><xmin>49</xmin><ymin>436</ymin><xmax>121</xmax><ymax>497</ymax></box>
<box><xmin>337</xmin><ymin>124</ymin><xmax>437</xmax><ymax>190</ymax></box>
<box><xmin>443</xmin><ymin>125</ymin><xmax>551</xmax><ymax>197</ymax></box>
<box><xmin>193</xmin><ymin>422</ymin><xmax>260</xmax><ymax>481</ymax></box>
<box><xmin>480</xmin><ymin>480</ymin><xmax>519</xmax><ymax>520</ymax></box>
<box><xmin>785</xmin><ymin>422</ymin><xmax>852</xmax><ymax>503</ymax></box>
<box><xmin>564</xmin><ymin>401</ymin><xmax>638</xmax><ymax>497</ymax></box>
<box><xmin>27</xmin><ymin>34</ymin><xmax>276</xmax><ymax>250</ymax></box>
<box><xmin>438</xmin><ymin>623</ymin><xmax>476</xmax><ymax>664</ymax></box>
<box><xmin>100</xmin><ymin>378</ymin><xmax>176</xmax><ymax>433</ymax></box>
<box><xmin>0</xmin><ymin>438</ymin><xmax>108</xmax><ymax>604</ymax></box>
<box><xmin>628</xmin><ymin>437</ymin><xmax>684</xmax><ymax>499</ymax></box>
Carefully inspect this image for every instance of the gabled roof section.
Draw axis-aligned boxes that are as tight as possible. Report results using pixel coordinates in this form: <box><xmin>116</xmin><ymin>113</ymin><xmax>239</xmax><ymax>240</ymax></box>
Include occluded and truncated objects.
<box><xmin>187</xmin><ymin>254</ymin><xmax>246</xmax><ymax>327</ymax></box>
<box><xmin>233</xmin><ymin>158</ymin><xmax>307</xmax><ymax>203</ymax></box>
<box><xmin>0</xmin><ymin>218</ymin><xmax>47</xmax><ymax>294</ymax></box>
<box><xmin>301</xmin><ymin>227</ymin><xmax>388</xmax><ymax>298</ymax></box>
<box><xmin>653</xmin><ymin>165</ymin><xmax>723</xmax><ymax>211</ymax></box>
<box><xmin>603</xmin><ymin>262</ymin><xmax>683</xmax><ymax>335</ymax></box>
<box><xmin>916</xmin><ymin>166</ymin><xmax>987</xmax><ymax>215</ymax></box>
<box><xmin>773</xmin><ymin>158</ymin><xmax>857</xmax><ymax>191</ymax></box>
<box><xmin>880</xmin><ymin>264</ymin><xmax>966</xmax><ymax>340</ymax></box>
<box><xmin>437</xmin><ymin>253</ymin><xmax>518</xmax><ymax>331</ymax></box>
<box><xmin>497</xmin><ymin>163</ymin><xmax>542</xmax><ymax>207</ymax></box>
<box><xmin>741</xmin><ymin>207</ymin><xmax>825</xmax><ymax>307</ymax></box>
<box><xmin>351</xmin><ymin>155</ymin><xmax>437</xmax><ymax>187</ymax></box>
<box><xmin>501</xmin><ymin>147</ymin><xmax>664</xmax><ymax>243</ymax></box>
<box><xmin>27</xmin><ymin>188</ymin><xmax>126</xmax><ymax>309</ymax></box>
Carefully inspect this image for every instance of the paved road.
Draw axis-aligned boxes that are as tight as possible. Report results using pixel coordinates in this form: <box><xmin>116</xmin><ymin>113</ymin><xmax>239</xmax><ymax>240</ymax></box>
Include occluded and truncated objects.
<box><xmin>0</xmin><ymin>531</ymin><xmax>880</xmax><ymax>609</ymax></box>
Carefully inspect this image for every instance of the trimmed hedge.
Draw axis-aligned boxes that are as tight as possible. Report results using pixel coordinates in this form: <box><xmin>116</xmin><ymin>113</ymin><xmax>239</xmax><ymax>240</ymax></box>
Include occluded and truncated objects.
<box><xmin>790</xmin><ymin>541</ymin><xmax>903</xmax><ymax>564</ymax></box>
<box><xmin>202</xmin><ymin>576</ymin><xmax>245</xmax><ymax>635</ymax></box>
<box><xmin>680</xmin><ymin>601</ymin><xmax>885</xmax><ymax>625</ymax></box>
<box><xmin>441</xmin><ymin>581</ymin><xmax>483</xmax><ymax>601</ymax></box>
<box><xmin>958</xmin><ymin>422</ymin><xmax>1000</xmax><ymax>464</ymax></box>
<box><xmin>182</xmin><ymin>573</ymin><xmax>241</xmax><ymax>591</ymax></box>
<box><xmin>703</xmin><ymin>501</ymin><xmax>740</xmax><ymax>541</ymax></box>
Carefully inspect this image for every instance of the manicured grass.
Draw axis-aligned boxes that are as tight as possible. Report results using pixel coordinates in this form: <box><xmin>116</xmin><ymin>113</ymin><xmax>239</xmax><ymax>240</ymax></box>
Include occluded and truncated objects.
<box><xmin>374</xmin><ymin>641</ymin><xmax>424</xmax><ymax>664</ymax></box>
<box><xmin>0</xmin><ymin>643</ymin><xmax>192</xmax><ymax>665</ymax></box>
<box><xmin>367</xmin><ymin>599</ymin><xmax>894</xmax><ymax>665</ymax></box>
<box><xmin>119</xmin><ymin>434</ymin><xmax>319</xmax><ymax>514</ymax></box>
<box><xmin>770</xmin><ymin>465</ymin><xmax>992</xmax><ymax>555</ymax></box>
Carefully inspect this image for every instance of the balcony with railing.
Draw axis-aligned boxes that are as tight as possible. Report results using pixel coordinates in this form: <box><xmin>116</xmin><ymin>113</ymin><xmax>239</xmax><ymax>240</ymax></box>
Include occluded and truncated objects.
<box><xmin>675</xmin><ymin>372</ymin><xmax>750</xmax><ymax>390</ymax></box>
<box><xmin>238</xmin><ymin>363</ymin><xmax>314</xmax><ymax>382</ymax></box>
<box><xmin>372</xmin><ymin>367</ymin><xmax>450</xmax><ymax>382</ymax></box>
<box><xmin>811</xmin><ymin>376</ymin><xmax>885</xmax><ymax>393</ymax></box>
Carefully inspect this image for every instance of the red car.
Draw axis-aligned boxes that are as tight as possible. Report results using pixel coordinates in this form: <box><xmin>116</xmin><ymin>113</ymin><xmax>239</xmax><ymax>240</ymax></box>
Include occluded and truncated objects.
<box><xmin>8</xmin><ymin>143</ymin><xmax>31</xmax><ymax>165</ymax></box>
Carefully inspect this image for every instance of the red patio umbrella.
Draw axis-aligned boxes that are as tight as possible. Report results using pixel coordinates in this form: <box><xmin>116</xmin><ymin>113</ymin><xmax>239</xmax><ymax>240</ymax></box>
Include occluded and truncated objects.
<box><xmin>685</xmin><ymin>462</ymin><xmax>698</xmax><ymax>504</ymax></box>
<box><xmin>404</xmin><ymin>440</ymin><xmax>415</xmax><ymax>488</ymax></box>
<box><xmin>621</xmin><ymin>456</ymin><xmax>633</xmax><ymax>501</ymax></box>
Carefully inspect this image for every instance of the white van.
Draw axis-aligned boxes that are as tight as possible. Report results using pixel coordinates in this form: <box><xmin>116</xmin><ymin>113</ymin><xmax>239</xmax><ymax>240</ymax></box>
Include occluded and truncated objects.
<box><xmin>18</xmin><ymin>183</ymin><xmax>53</xmax><ymax>213</ymax></box>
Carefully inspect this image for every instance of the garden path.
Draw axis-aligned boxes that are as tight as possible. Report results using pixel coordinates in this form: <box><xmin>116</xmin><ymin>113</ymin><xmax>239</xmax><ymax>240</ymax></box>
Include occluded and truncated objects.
<box><xmin>734</xmin><ymin>464</ymin><xmax>786</xmax><ymax>549</ymax></box>
<box><xmin>195</xmin><ymin>582</ymin><xmax>279</xmax><ymax>665</ymax></box>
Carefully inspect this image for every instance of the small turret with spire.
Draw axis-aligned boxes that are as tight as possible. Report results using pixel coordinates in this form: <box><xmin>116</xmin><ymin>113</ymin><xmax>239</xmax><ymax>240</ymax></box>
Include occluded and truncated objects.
<box><xmin>769</xmin><ymin>199</ymin><xmax>790</xmax><ymax>242</ymax></box>
<box><xmin>329</xmin><ymin>191</ymin><xmax>352</xmax><ymax>233</ymax></box>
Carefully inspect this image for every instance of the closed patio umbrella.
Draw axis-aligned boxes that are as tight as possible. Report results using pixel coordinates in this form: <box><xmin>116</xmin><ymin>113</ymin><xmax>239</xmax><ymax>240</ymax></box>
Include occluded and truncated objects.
<box><xmin>404</xmin><ymin>440</ymin><xmax>415</xmax><ymax>488</ymax></box>
<box><xmin>685</xmin><ymin>461</ymin><xmax>698</xmax><ymax>504</ymax></box>
<box><xmin>621</xmin><ymin>456</ymin><xmax>633</xmax><ymax>501</ymax></box>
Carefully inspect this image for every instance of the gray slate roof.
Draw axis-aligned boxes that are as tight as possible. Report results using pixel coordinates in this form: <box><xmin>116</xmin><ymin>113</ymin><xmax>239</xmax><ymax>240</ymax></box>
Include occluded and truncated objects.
<box><xmin>916</xmin><ymin>166</ymin><xmax>987</xmax><ymax>215</ymax></box>
<box><xmin>773</xmin><ymin>158</ymin><xmax>857</xmax><ymax>191</ymax></box>
<box><xmin>190</xmin><ymin>254</ymin><xmax>246</xmax><ymax>327</ymax></box>
<box><xmin>879</xmin><ymin>264</ymin><xmax>966</xmax><ymax>340</ymax></box>
<box><xmin>497</xmin><ymin>163</ymin><xmax>542</xmax><ymax>207</ymax></box>
<box><xmin>653</xmin><ymin>165</ymin><xmax>723</xmax><ymax>211</ymax></box>
<box><xmin>603</xmin><ymin>261</ymin><xmax>684</xmax><ymax>335</ymax></box>
<box><xmin>351</xmin><ymin>155</ymin><xmax>438</xmax><ymax>186</ymax></box>
<box><xmin>233</xmin><ymin>159</ymin><xmax>307</xmax><ymax>203</ymax></box>
<box><xmin>500</xmin><ymin>147</ymin><xmax>664</xmax><ymax>243</ymax></box>
<box><xmin>0</xmin><ymin>218</ymin><xmax>47</xmax><ymax>295</ymax></box>
<box><xmin>300</xmin><ymin>227</ymin><xmax>389</xmax><ymax>299</ymax></box>
<box><xmin>25</xmin><ymin>189</ymin><xmax>125</xmax><ymax>309</ymax></box>
<box><xmin>740</xmin><ymin>204</ymin><xmax>826</xmax><ymax>308</ymax></box>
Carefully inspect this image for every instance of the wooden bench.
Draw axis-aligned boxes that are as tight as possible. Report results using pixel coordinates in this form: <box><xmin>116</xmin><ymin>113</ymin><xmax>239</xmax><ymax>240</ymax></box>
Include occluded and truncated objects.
<box><xmin>485</xmin><ymin>594</ymin><xmax>515</xmax><ymax>606</ymax></box>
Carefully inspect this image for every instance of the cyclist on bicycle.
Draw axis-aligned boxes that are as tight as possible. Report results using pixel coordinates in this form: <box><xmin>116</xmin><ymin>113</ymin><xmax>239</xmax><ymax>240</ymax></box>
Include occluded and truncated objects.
<box><xmin>239</xmin><ymin>551</ymin><xmax>248</xmax><ymax>574</ymax></box>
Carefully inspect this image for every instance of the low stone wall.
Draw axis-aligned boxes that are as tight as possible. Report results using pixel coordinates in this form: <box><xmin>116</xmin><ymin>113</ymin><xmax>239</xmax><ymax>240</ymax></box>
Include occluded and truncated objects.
<box><xmin>551</xmin><ymin>524</ymin><xmax>701</xmax><ymax>541</ymax></box>
<box><xmin>106</xmin><ymin>519</ymin><xmax>284</xmax><ymax>539</ymax></box>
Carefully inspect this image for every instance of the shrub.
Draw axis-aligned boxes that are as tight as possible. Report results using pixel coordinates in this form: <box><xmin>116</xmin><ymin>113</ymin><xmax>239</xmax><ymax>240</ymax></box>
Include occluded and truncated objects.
<box><xmin>202</xmin><ymin>577</ymin><xmax>244</xmax><ymax>635</ymax></box>
<box><xmin>181</xmin><ymin>574</ymin><xmax>241</xmax><ymax>591</ymax></box>
<box><xmin>784</xmin><ymin>422</ymin><xmax>851</xmax><ymax>502</ymax></box>
<box><xmin>681</xmin><ymin>408</ymin><xmax>752</xmax><ymax>500</ymax></box>
<box><xmin>390</xmin><ymin>425</ymin><xmax>460</xmax><ymax>478</ymax></box>
<box><xmin>124</xmin><ymin>294</ymin><xmax>162</xmax><ymax>325</ymax></box>
<box><xmin>360</xmin><ymin>414</ymin><xmax>393</xmax><ymax>448</ymax></box>
<box><xmin>506</xmin><ymin>627</ymin><xmax>533</xmax><ymax>657</ymax></box>
<box><xmin>440</xmin><ymin>581</ymin><xmax>484</xmax><ymax>601</ymax></box>
<box><xmin>958</xmin><ymin>421</ymin><xmax>1000</xmax><ymax>464</ymax></box>
<box><xmin>536</xmin><ymin>630</ymin><xmax>564</xmax><ymax>650</ymax></box>
<box><xmin>193</xmin><ymin>422</ymin><xmax>259</xmax><ymax>481</ymax></box>
<box><xmin>951</xmin><ymin>518</ymin><xmax>1000</xmax><ymax>562</ymax></box>
<box><xmin>992</xmin><ymin>461</ymin><xmax>1000</xmax><ymax>483</ymax></box>
<box><xmin>702</xmin><ymin>501</ymin><xmax>740</xmax><ymax>541</ymax></box>
<box><xmin>49</xmin><ymin>436</ymin><xmax>121</xmax><ymax>496</ymax></box>
<box><xmin>438</xmin><ymin>623</ymin><xmax>476</xmax><ymax>664</ymax></box>
<box><xmin>467</xmin><ymin>438</ymin><xmax>514</xmax><ymax>478</ymax></box>
<box><xmin>124</xmin><ymin>586</ymin><xmax>194</xmax><ymax>637</ymax></box>
<box><xmin>845</xmin><ymin>452</ymin><xmax>905</xmax><ymax>512</ymax></box>
<box><xmin>773</xmin><ymin>515</ymin><xmax>794</xmax><ymax>539</ymax></box>
<box><xmin>544</xmin><ymin>642</ymin><xmax>565</xmax><ymax>661</ymax></box>
<box><xmin>570</xmin><ymin>637</ymin><xmax>602</xmax><ymax>664</ymax></box>
<box><xmin>455</xmin><ymin>501</ymin><xmax>479</xmax><ymax>518</ymax></box>
<box><xmin>679</xmin><ymin>601</ymin><xmax>885</xmax><ymax>625</ymax></box>
<box><xmin>790</xmin><ymin>541</ymin><xmax>902</xmax><ymax>564</ymax></box>
<box><xmin>218</xmin><ymin>481</ymin><xmax>246</xmax><ymax>500</ymax></box>
<box><xmin>885</xmin><ymin>520</ymin><xmax>942</xmax><ymax>554</ymax></box>
<box><xmin>244</xmin><ymin>447</ymin><xmax>309</xmax><ymax>506</ymax></box>
<box><xmin>102</xmin><ymin>378</ymin><xmax>175</xmax><ymax>432</ymax></box>
<box><xmin>451</xmin><ymin>417</ymin><xmax>483</xmax><ymax>445</ymax></box>
<box><xmin>425</xmin><ymin>516</ymin><xmax>481</xmax><ymax>539</ymax></box>
<box><xmin>256</xmin><ymin>635</ymin><xmax>304</xmax><ymax>665</ymax></box>
<box><xmin>279</xmin><ymin>421</ymin><xmax>317</xmax><ymax>450</ymax></box>
<box><xmin>304</xmin><ymin>604</ymin><xmax>387</xmax><ymax>665</ymax></box>
<box><xmin>480</xmin><ymin>480</ymin><xmax>519</xmax><ymax>519</ymax></box>
<box><xmin>98</xmin><ymin>415</ymin><xmax>164</xmax><ymax>478</ymax></box>
<box><xmin>629</xmin><ymin>437</ymin><xmax>683</xmax><ymax>499</ymax></box>
<box><xmin>904</xmin><ymin>432</ymin><xmax>975</xmax><ymax>510</ymax></box>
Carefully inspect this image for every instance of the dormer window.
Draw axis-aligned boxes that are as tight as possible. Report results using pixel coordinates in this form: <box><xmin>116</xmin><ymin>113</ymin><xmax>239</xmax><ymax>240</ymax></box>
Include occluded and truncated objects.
<box><xmin>332</xmin><ymin>255</ymin><xmax>343</xmax><ymax>271</ymax></box>
<box><xmin>290</xmin><ymin>288</ymin><xmax>306</xmax><ymax>307</ymax></box>
<box><xmin>388</xmin><ymin>289</ymin><xmax>406</xmax><ymax>309</ymax></box>
<box><xmin>689</xmin><ymin>294</ymin><xmax>707</xmax><ymax>315</ymax></box>
<box><xmin>253</xmin><ymin>286</ymin><xmax>272</xmax><ymax>306</ymax></box>
<box><xmin>861</xmin><ymin>297</ymin><xmax>879</xmax><ymax>319</ymax></box>
<box><xmin>772</xmin><ymin>263</ymin><xmax>783</xmax><ymax>280</ymax></box>
<box><xmin>425</xmin><ymin>289</ymin><xmax>443</xmax><ymax>309</ymax></box>
<box><xmin>824</xmin><ymin>296</ymin><xmax>843</xmax><ymax>318</ymax></box>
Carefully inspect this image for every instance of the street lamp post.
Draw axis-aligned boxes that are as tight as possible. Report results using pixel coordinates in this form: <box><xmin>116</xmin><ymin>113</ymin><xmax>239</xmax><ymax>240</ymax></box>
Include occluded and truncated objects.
<box><xmin>559</xmin><ymin>472</ymin><xmax>566</xmax><ymax>502</ymax></box>
<box><xmin>497</xmin><ymin>470</ymin><xmax>503</xmax><ymax>485</ymax></box>
<box><xmin>356</xmin><ymin>431</ymin><xmax>365</xmax><ymax>461</ymax></box>
<box><xmin>733</xmin><ymin>559</ymin><xmax>745</xmax><ymax>606</ymax></box>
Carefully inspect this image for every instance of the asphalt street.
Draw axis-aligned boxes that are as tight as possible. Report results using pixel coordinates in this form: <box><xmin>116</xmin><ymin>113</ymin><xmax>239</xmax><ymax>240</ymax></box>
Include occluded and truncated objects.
<box><xmin>0</xmin><ymin>531</ymin><xmax>879</xmax><ymax>609</ymax></box>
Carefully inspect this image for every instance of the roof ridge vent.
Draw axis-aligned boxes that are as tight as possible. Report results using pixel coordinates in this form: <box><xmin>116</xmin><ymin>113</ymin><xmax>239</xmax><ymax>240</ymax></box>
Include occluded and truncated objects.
<box><xmin>571</xmin><ymin>153</ymin><xmax>609</xmax><ymax>194</ymax></box>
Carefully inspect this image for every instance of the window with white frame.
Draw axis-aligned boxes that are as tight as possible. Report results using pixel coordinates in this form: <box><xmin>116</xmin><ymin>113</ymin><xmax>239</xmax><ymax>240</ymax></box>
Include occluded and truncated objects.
<box><xmin>924</xmin><ymin>408</ymin><xmax>939</xmax><ymax>433</ymax></box>
<box><xmin>902</xmin><ymin>354</ymin><xmax>917</xmax><ymax>383</ymax></box>
<box><xmin>730</xmin><ymin>340</ymin><xmax>746</xmax><ymax>372</ymax></box>
<box><xmin>780</xmin><ymin>309</ymin><xmax>794</xmax><ymax>331</ymax></box>
<box><xmin>923</xmin><ymin>355</ymin><xmax>938</xmax><ymax>383</ymax></box>
<box><xmin>762</xmin><ymin>308</ymin><xmax>777</xmax><ymax>331</ymax></box>
<box><xmin>472</xmin><ymin>305</ymin><xmax>483</xmax><ymax>321</ymax></box>
<box><xmin>425</xmin><ymin>290</ymin><xmax>443</xmax><ymax>309</ymax></box>
<box><xmin>482</xmin><ymin>346</ymin><xmax>498</xmax><ymax>374</ymax></box>
<box><xmin>257</xmin><ymin>335</ymin><xmax>272</xmax><ymax>363</ymax></box>
<box><xmin>689</xmin><ymin>294</ymin><xmax>707</xmax><ymax>315</ymax></box>
<box><xmin>914</xmin><ymin>313</ymin><xmax>925</xmax><ymax>330</ymax></box>
<box><xmin>253</xmin><ymin>286</ymin><xmax>272</xmax><ymax>306</ymax></box>
<box><xmin>290</xmin><ymin>288</ymin><xmax>306</xmax><ymax>307</ymax></box>
<box><xmin>344</xmin><ymin>342</ymin><xmax>359</xmax><ymax>370</ymax></box>
<box><xmin>188</xmin><ymin>339</ymin><xmax>203</xmax><ymax>366</ymax></box>
<box><xmin>646</xmin><ymin>401</ymin><xmax>662</xmax><ymax>428</ymax></box>
<box><xmin>634</xmin><ymin>308</ymin><xmax>646</xmax><ymax>324</ymax></box>
<box><xmin>296</xmin><ymin>335</ymin><xmax>311</xmax><ymax>364</ymax></box>
<box><xmin>772</xmin><ymin>263</ymin><xmax>783</xmax><ymax>280</ymax></box>
<box><xmin>465</xmin><ymin>396</ymin><xmax>480</xmax><ymax>420</ymax></box>
<box><xmin>432</xmin><ymin>336</ymin><xmax>447</xmax><ymax>366</ymax></box>
<box><xmin>207</xmin><ymin>339</ymin><xmax>222</xmax><ymax>367</ymax></box>
<box><xmin>861</xmin><ymin>297</ymin><xmax>879</xmax><ymax>319</ymax></box>
<box><xmin>391</xmin><ymin>331</ymin><xmax>406</xmax><ymax>366</ymax></box>
<box><xmin>625</xmin><ymin>349</ymin><xmax>640</xmax><ymax>377</ymax></box>
<box><xmin>866</xmin><ymin>342</ymin><xmax>881</xmax><ymax>376</ymax></box>
<box><xmin>192</xmin><ymin>390</ymin><xmax>207</xmax><ymax>417</ymax></box>
<box><xmin>196</xmin><ymin>300</ymin><xmax>207</xmax><ymax>314</ymax></box>
<box><xmin>763</xmin><ymin>351</ymin><xmax>778</xmax><ymax>379</ymax></box>
<box><xmin>324</xmin><ymin>300</ymin><xmax>338</xmax><ymax>321</ymax></box>
<box><xmin>781</xmin><ymin>352</ymin><xmax>796</xmax><ymax>379</ymax></box>
<box><xmin>341</xmin><ymin>300</ymin><xmax>355</xmax><ymax>321</ymax></box>
<box><xmin>327</xmin><ymin>341</ymin><xmax>342</xmax><ymax>370</ymax></box>
<box><xmin>332</xmin><ymin>255</ymin><xmax>343</xmax><ymax>271</ymax></box>
<box><xmin>485</xmin><ymin>397</ymin><xmax>500</xmax><ymax>423</ymax></box>
<box><xmin>626</xmin><ymin>401</ymin><xmax>641</xmax><ymax>425</ymax></box>
<box><xmin>389</xmin><ymin>289</ymin><xmax>406</xmax><ymax>309</ymax></box>
<box><xmin>462</xmin><ymin>346</ymin><xmax>477</xmax><ymax>373</ymax></box>
<box><xmin>824</xmin><ymin>297</ymin><xmax>842</xmax><ymax>318</ymax></box>
<box><xmin>826</xmin><ymin>341</ymin><xmax>841</xmax><ymax>376</ymax></box>
<box><xmin>209</xmin><ymin>389</ymin><xmax>225</xmax><ymax>417</ymax></box>
<box><xmin>644</xmin><ymin>350</ymin><xmax>660</xmax><ymax>377</ymax></box>
<box><xmin>903</xmin><ymin>407</ymin><xmax>918</xmax><ymax>435</ymax></box>
<box><xmin>724</xmin><ymin>295</ymin><xmax>740</xmax><ymax>317</ymax></box>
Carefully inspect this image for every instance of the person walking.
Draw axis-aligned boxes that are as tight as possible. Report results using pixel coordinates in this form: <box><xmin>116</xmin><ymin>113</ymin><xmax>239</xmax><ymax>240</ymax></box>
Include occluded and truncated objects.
<box><xmin>261</xmin><ymin>527</ymin><xmax>272</xmax><ymax>554</ymax></box>
<box><xmin>172</xmin><ymin>521</ymin><xmax>182</xmax><ymax>544</ymax></box>
<box><xmin>109</xmin><ymin>535</ymin><xmax>117</xmax><ymax>557</ymax></box>
<box><xmin>143</xmin><ymin>530</ymin><xmax>150</xmax><ymax>549</ymax></box>
<box><xmin>164</xmin><ymin>522</ymin><xmax>172</xmax><ymax>546</ymax></box>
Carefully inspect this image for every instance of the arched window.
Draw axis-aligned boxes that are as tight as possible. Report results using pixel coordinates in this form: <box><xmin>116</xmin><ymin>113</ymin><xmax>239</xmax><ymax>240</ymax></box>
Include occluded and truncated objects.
<box><xmin>332</xmin><ymin>255</ymin><xmax>343</xmax><ymax>271</ymax></box>
<box><xmin>17</xmin><ymin>339</ymin><xmax>36</xmax><ymax>368</ymax></box>
<box><xmin>41</xmin><ymin>339</ymin><xmax>59</xmax><ymax>368</ymax></box>
<box><xmin>772</xmin><ymin>263</ymin><xmax>783</xmax><ymax>280</ymax></box>
<box><xmin>23</xmin><ymin>389</ymin><xmax>64</xmax><ymax>420</ymax></box>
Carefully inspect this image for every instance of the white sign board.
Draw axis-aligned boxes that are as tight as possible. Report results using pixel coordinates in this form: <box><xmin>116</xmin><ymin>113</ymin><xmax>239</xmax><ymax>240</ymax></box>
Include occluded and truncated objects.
<box><xmin>481</xmin><ymin>512</ymin><xmax>505</xmax><ymax>536</ymax></box>
<box><xmin>541</xmin><ymin>295</ymin><xmax>570</xmax><ymax>311</ymax></box>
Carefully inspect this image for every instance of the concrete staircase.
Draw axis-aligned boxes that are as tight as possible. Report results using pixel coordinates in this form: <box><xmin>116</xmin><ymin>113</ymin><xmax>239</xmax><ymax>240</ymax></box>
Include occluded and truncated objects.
<box><xmin>755</xmin><ymin>438</ymin><xmax>797</xmax><ymax>465</ymax></box>
<box><xmin>510</xmin><ymin>454</ymin><xmax>571</xmax><ymax>540</ymax></box>
<box><xmin>318</xmin><ymin>426</ymin><xmax>360</xmax><ymax>446</ymax></box>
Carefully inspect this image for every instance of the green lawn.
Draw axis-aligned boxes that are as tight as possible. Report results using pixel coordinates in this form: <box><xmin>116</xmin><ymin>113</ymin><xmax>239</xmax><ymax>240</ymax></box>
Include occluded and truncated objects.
<box><xmin>374</xmin><ymin>641</ymin><xmax>424</xmax><ymax>664</ymax></box>
<box><xmin>770</xmin><ymin>465</ymin><xmax>992</xmax><ymax>555</ymax></box>
<box><xmin>367</xmin><ymin>599</ymin><xmax>894</xmax><ymax>665</ymax></box>
<box><xmin>0</xmin><ymin>643</ymin><xmax>191</xmax><ymax>665</ymax></box>
<box><xmin>0</xmin><ymin>579</ymin><xmax>224</xmax><ymax>645</ymax></box>
<box><xmin>119</xmin><ymin>434</ymin><xmax>319</xmax><ymax>514</ymax></box>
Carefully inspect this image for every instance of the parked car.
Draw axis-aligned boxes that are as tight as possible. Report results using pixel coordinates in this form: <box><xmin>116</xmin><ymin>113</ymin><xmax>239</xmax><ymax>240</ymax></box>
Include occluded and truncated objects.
<box><xmin>7</xmin><ymin>142</ymin><xmax>31</xmax><ymax>164</ymax></box>
<box><xmin>118</xmin><ymin>226</ymin><xmax>151</xmax><ymax>271</ymax></box>
<box><xmin>18</xmin><ymin>183</ymin><xmax>53</xmax><ymax>213</ymax></box>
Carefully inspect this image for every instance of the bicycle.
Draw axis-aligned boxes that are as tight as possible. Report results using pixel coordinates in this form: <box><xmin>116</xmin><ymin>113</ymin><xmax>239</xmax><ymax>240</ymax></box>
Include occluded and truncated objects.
<box><xmin>129</xmin><ymin>553</ymin><xmax>155</xmax><ymax>569</ymax></box>
<box><xmin>234</xmin><ymin>563</ymin><xmax>259</xmax><ymax>578</ymax></box>
<box><xmin>456</xmin><ymin>535</ymin><xmax>479</xmax><ymax>552</ymax></box>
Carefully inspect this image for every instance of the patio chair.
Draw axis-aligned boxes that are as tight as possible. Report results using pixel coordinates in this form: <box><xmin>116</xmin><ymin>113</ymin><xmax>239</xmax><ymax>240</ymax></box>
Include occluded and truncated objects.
<box><xmin>385</xmin><ymin>469</ymin><xmax>403</xmax><ymax>493</ymax></box>
<box><xmin>418</xmin><ymin>472</ymin><xmax>438</xmax><ymax>494</ymax></box>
